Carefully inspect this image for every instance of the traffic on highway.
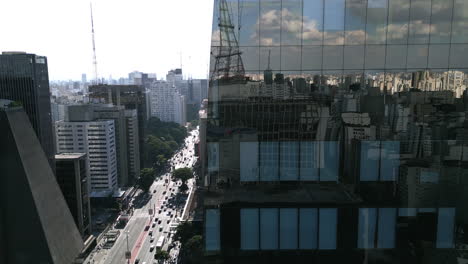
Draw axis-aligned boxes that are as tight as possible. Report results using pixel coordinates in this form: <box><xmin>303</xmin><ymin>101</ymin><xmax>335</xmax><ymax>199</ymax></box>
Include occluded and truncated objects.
<box><xmin>85</xmin><ymin>128</ymin><xmax>199</xmax><ymax>264</ymax></box>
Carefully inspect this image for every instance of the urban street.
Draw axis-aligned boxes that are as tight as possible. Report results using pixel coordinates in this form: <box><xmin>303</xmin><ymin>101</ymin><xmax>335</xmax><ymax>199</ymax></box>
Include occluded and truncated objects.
<box><xmin>85</xmin><ymin>128</ymin><xmax>198</xmax><ymax>264</ymax></box>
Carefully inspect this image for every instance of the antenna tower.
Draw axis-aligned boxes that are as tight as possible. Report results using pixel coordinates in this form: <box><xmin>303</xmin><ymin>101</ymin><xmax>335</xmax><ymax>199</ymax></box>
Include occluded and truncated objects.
<box><xmin>90</xmin><ymin>3</ymin><xmax>99</xmax><ymax>84</ymax></box>
<box><xmin>211</xmin><ymin>0</ymin><xmax>245</xmax><ymax>82</ymax></box>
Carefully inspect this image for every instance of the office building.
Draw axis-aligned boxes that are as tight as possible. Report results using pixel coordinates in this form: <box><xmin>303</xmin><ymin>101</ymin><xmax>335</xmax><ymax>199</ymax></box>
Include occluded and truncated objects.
<box><xmin>67</xmin><ymin>104</ymin><xmax>129</xmax><ymax>186</ymax></box>
<box><xmin>149</xmin><ymin>80</ymin><xmax>187</xmax><ymax>125</ymax></box>
<box><xmin>88</xmin><ymin>84</ymin><xmax>147</xmax><ymax>166</ymax></box>
<box><xmin>55</xmin><ymin>153</ymin><xmax>92</xmax><ymax>239</ymax></box>
<box><xmin>56</xmin><ymin>120</ymin><xmax>118</xmax><ymax>196</ymax></box>
<box><xmin>125</xmin><ymin>109</ymin><xmax>141</xmax><ymax>184</ymax></box>
<box><xmin>0</xmin><ymin>101</ymin><xmax>83</xmax><ymax>264</ymax></box>
<box><xmin>0</xmin><ymin>52</ymin><xmax>55</xmax><ymax>172</ymax></box>
<box><xmin>204</xmin><ymin>0</ymin><xmax>468</xmax><ymax>263</ymax></box>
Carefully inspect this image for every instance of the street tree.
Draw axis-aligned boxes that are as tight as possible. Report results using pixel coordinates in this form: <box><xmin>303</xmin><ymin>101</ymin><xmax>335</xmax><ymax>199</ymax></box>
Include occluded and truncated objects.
<box><xmin>139</xmin><ymin>168</ymin><xmax>155</xmax><ymax>192</ymax></box>
<box><xmin>184</xmin><ymin>235</ymin><xmax>203</xmax><ymax>263</ymax></box>
<box><xmin>154</xmin><ymin>250</ymin><xmax>169</xmax><ymax>262</ymax></box>
<box><xmin>179</xmin><ymin>182</ymin><xmax>189</xmax><ymax>193</ymax></box>
<box><xmin>172</xmin><ymin>167</ymin><xmax>192</xmax><ymax>184</ymax></box>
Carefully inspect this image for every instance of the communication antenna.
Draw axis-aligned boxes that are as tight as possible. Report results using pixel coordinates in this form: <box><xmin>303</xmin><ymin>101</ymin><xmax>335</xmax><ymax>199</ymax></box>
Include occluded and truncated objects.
<box><xmin>90</xmin><ymin>2</ymin><xmax>99</xmax><ymax>84</ymax></box>
<box><xmin>211</xmin><ymin>0</ymin><xmax>245</xmax><ymax>82</ymax></box>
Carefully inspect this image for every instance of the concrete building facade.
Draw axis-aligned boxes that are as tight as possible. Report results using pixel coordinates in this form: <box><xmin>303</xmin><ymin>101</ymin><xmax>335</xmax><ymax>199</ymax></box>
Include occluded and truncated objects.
<box><xmin>55</xmin><ymin>120</ymin><xmax>118</xmax><ymax>196</ymax></box>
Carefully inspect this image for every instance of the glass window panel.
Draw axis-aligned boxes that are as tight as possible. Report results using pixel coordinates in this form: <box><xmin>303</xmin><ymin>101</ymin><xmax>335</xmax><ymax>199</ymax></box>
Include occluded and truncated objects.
<box><xmin>343</xmin><ymin>71</ymin><xmax>365</xmax><ymax>91</ymax></box>
<box><xmin>407</xmin><ymin>45</ymin><xmax>428</xmax><ymax>68</ymax></box>
<box><xmin>241</xmin><ymin>208</ymin><xmax>259</xmax><ymax>250</ymax></box>
<box><xmin>385</xmin><ymin>45</ymin><xmax>407</xmax><ymax>69</ymax></box>
<box><xmin>360</xmin><ymin>141</ymin><xmax>380</xmax><ymax>181</ymax></box>
<box><xmin>377</xmin><ymin>208</ymin><xmax>396</xmax><ymax>248</ymax></box>
<box><xmin>322</xmin><ymin>71</ymin><xmax>345</xmax><ymax>93</ymax></box>
<box><xmin>436</xmin><ymin>208</ymin><xmax>456</xmax><ymax>248</ymax></box>
<box><xmin>358</xmin><ymin>208</ymin><xmax>377</xmax><ymax>249</ymax></box>
<box><xmin>206</xmin><ymin>209</ymin><xmax>221</xmax><ymax>251</ymax></box>
<box><xmin>319</xmin><ymin>208</ymin><xmax>337</xmax><ymax>249</ymax></box>
<box><xmin>420</xmin><ymin>169</ymin><xmax>439</xmax><ymax>183</ymax></box>
<box><xmin>260</xmin><ymin>46</ymin><xmax>280</xmax><ymax>71</ymax></box>
<box><xmin>380</xmin><ymin>141</ymin><xmax>400</xmax><ymax>181</ymax></box>
<box><xmin>299</xmin><ymin>208</ymin><xmax>318</xmax><ymax>249</ymax></box>
<box><xmin>428</xmin><ymin>44</ymin><xmax>450</xmax><ymax>69</ymax></box>
<box><xmin>324</xmin><ymin>0</ymin><xmax>345</xmax><ymax>45</ymax></box>
<box><xmin>345</xmin><ymin>0</ymin><xmax>367</xmax><ymax>45</ymax></box>
<box><xmin>300</xmin><ymin>142</ymin><xmax>319</xmax><ymax>181</ymax></box>
<box><xmin>323</xmin><ymin>46</ymin><xmax>344</xmax><ymax>70</ymax></box>
<box><xmin>452</xmin><ymin>0</ymin><xmax>468</xmax><ymax>43</ymax></box>
<box><xmin>365</xmin><ymin>45</ymin><xmax>386</xmax><ymax>69</ymax></box>
<box><xmin>240</xmin><ymin>142</ymin><xmax>259</xmax><ymax>182</ymax></box>
<box><xmin>449</xmin><ymin>45</ymin><xmax>468</xmax><ymax>68</ymax></box>
<box><xmin>387</xmin><ymin>0</ymin><xmax>410</xmax><ymax>44</ymax></box>
<box><xmin>344</xmin><ymin>45</ymin><xmax>365</xmax><ymax>69</ymax></box>
<box><xmin>430</xmin><ymin>0</ymin><xmax>453</xmax><ymax>44</ymax></box>
<box><xmin>260</xmin><ymin>208</ymin><xmax>279</xmax><ymax>249</ymax></box>
<box><xmin>319</xmin><ymin>141</ymin><xmax>339</xmax><ymax>181</ymax></box>
<box><xmin>239</xmin><ymin>0</ymin><xmax>260</xmax><ymax>46</ymax></box>
<box><xmin>281</xmin><ymin>0</ymin><xmax>302</xmax><ymax>45</ymax></box>
<box><xmin>302</xmin><ymin>46</ymin><xmax>323</xmax><ymax>70</ymax></box>
<box><xmin>281</xmin><ymin>46</ymin><xmax>302</xmax><ymax>71</ymax></box>
<box><xmin>210</xmin><ymin>46</ymin><xmax>219</xmax><ymax>75</ymax></box>
<box><xmin>398</xmin><ymin>208</ymin><xmax>417</xmax><ymax>216</ymax></box>
<box><xmin>260</xmin><ymin>0</ymin><xmax>281</xmax><ymax>46</ymax></box>
<box><xmin>211</xmin><ymin>0</ymin><xmax>221</xmax><ymax>47</ymax></box>
<box><xmin>260</xmin><ymin>141</ymin><xmax>279</xmax><ymax>181</ymax></box>
<box><xmin>408</xmin><ymin>0</ymin><xmax>431</xmax><ymax>44</ymax></box>
<box><xmin>303</xmin><ymin>0</ymin><xmax>324</xmax><ymax>45</ymax></box>
<box><xmin>208</xmin><ymin>142</ymin><xmax>219</xmax><ymax>173</ymax></box>
<box><xmin>366</xmin><ymin>0</ymin><xmax>388</xmax><ymax>44</ymax></box>
<box><xmin>280</xmin><ymin>141</ymin><xmax>299</xmax><ymax>181</ymax></box>
<box><xmin>240</xmin><ymin>46</ymin><xmax>260</xmax><ymax>71</ymax></box>
<box><xmin>280</xmin><ymin>208</ymin><xmax>298</xmax><ymax>249</ymax></box>
<box><xmin>419</xmin><ymin>208</ymin><xmax>437</xmax><ymax>213</ymax></box>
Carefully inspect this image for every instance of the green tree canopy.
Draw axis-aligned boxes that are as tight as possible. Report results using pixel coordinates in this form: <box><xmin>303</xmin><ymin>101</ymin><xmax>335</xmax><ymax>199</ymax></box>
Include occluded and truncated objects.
<box><xmin>184</xmin><ymin>235</ymin><xmax>203</xmax><ymax>263</ymax></box>
<box><xmin>154</xmin><ymin>250</ymin><xmax>169</xmax><ymax>261</ymax></box>
<box><xmin>172</xmin><ymin>167</ymin><xmax>193</xmax><ymax>184</ymax></box>
<box><xmin>138</xmin><ymin>168</ymin><xmax>155</xmax><ymax>192</ymax></box>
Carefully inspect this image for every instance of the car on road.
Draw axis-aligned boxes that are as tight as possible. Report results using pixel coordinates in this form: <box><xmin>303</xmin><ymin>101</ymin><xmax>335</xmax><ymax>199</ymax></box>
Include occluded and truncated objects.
<box><xmin>150</xmin><ymin>236</ymin><xmax>154</xmax><ymax>242</ymax></box>
<box><xmin>159</xmin><ymin>226</ymin><xmax>163</xmax><ymax>232</ymax></box>
<box><xmin>158</xmin><ymin>209</ymin><xmax>162</xmax><ymax>214</ymax></box>
<box><xmin>135</xmin><ymin>259</ymin><xmax>140</xmax><ymax>264</ymax></box>
<box><xmin>149</xmin><ymin>230</ymin><xmax>152</xmax><ymax>235</ymax></box>
<box><xmin>153</xmin><ymin>190</ymin><xmax>156</xmax><ymax>193</ymax></box>
<box><xmin>150</xmin><ymin>245</ymin><xmax>155</xmax><ymax>251</ymax></box>
<box><xmin>152</xmin><ymin>223</ymin><xmax>156</xmax><ymax>227</ymax></box>
<box><xmin>162</xmin><ymin>191</ymin><xmax>167</xmax><ymax>195</ymax></box>
<box><xmin>144</xmin><ymin>225</ymin><xmax>150</xmax><ymax>231</ymax></box>
<box><xmin>167</xmin><ymin>219</ymin><xmax>170</xmax><ymax>224</ymax></box>
<box><xmin>158</xmin><ymin>220</ymin><xmax>162</xmax><ymax>224</ymax></box>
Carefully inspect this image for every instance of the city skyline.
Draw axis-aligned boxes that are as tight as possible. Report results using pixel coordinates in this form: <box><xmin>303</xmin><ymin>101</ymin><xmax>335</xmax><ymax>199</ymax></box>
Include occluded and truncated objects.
<box><xmin>0</xmin><ymin>0</ymin><xmax>213</xmax><ymax>81</ymax></box>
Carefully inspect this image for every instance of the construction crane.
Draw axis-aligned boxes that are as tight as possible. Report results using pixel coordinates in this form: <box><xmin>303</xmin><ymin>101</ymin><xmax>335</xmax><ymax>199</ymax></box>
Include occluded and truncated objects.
<box><xmin>211</xmin><ymin>0</ymin><xmax>245</xmax><ymax>83</ymax></box>
<box><xmin>90</xmin><ymin>2</ymin><xmax>99</xmax><ymax>85</ymax></box>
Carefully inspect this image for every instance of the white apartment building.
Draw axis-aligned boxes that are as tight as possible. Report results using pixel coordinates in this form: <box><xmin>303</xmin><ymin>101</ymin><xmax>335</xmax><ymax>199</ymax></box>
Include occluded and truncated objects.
<box><xmin>55</xmin><ymin>120</ymin><xmax>118</xmax><ymax>196</ymax></box>
<box><xmin>150</xmin><ymin>80</ymin><xmax>186</xmax><ymax>125</ymax></box>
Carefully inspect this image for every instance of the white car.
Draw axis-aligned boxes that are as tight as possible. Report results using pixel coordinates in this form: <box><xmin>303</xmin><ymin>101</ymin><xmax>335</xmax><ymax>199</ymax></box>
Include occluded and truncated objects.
<box><xmin>149</xmin><ymin>245</ymin><xmax>155</xmax><ymax>251</ymax></box>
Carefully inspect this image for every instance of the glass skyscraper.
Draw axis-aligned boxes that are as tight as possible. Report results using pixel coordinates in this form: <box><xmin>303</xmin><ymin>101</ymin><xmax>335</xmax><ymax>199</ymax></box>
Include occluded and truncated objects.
<box><xmin>0</xmin><ymin>52</ymin><xmax>55</xmax><ymax>172</ymax></box>
<box><xmin>203</xmin><ymin>0</ymin><xmax>468</xmax><ymax>263</ymax></box>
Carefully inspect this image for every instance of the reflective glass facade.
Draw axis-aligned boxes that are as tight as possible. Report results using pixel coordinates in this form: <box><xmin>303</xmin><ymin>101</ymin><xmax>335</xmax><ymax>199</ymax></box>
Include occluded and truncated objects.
<box><xmin>204</xmin><ymin>0</ymin><xmax>468</xmax><ymax>263</ymax></box>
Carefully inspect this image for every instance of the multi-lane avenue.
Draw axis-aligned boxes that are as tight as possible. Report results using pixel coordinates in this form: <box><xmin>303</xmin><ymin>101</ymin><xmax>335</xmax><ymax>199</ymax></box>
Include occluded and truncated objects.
<box><xmin>85</xmin><ymin>128</ymin><xmax>198</xmax><ymax>264</ymax></box>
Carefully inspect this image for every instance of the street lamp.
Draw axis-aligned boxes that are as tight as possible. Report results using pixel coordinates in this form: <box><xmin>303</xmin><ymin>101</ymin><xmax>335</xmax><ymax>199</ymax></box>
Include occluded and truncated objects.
<box><xmin>125</xmin><ymin>230</ymin><xmax>131</xmax><ymax>264</ymax></box>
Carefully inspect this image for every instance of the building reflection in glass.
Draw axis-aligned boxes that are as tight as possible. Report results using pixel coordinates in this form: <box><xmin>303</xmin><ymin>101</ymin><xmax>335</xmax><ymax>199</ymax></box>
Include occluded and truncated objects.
<box><xmin>203</xmin><ymin>0</ymin><xmax>468</xmax><ymax>263</ymax></box>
